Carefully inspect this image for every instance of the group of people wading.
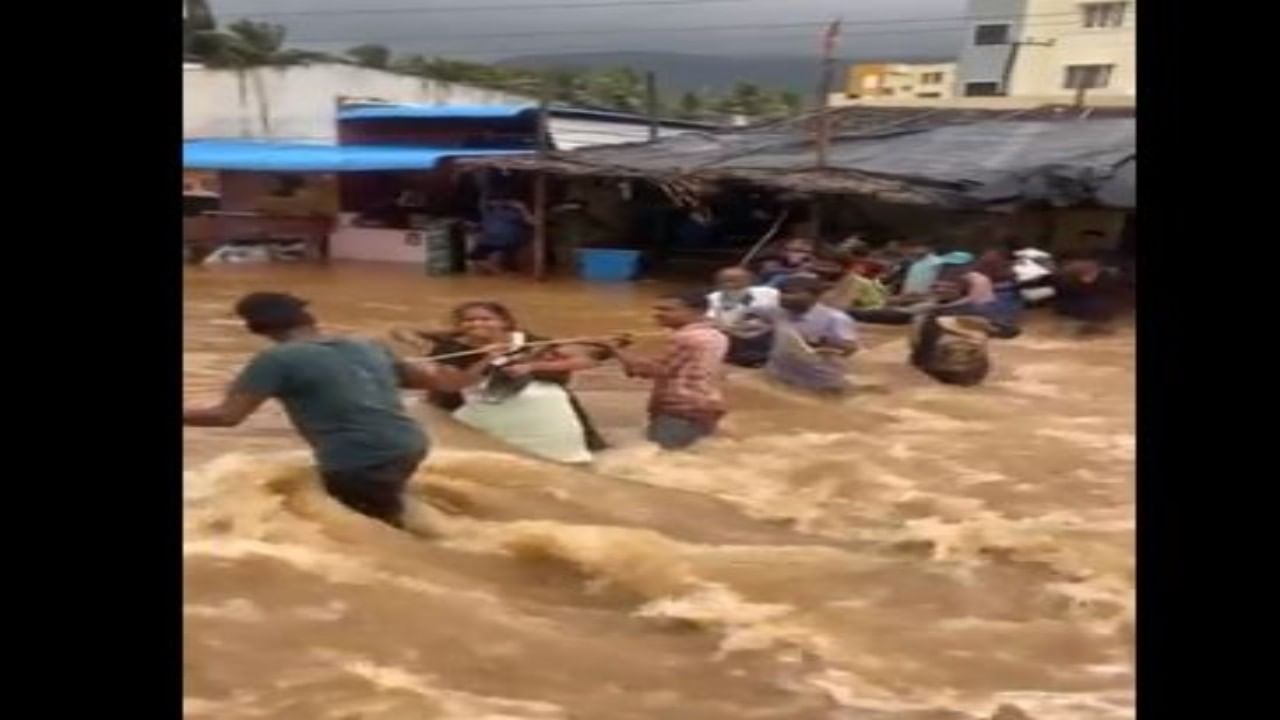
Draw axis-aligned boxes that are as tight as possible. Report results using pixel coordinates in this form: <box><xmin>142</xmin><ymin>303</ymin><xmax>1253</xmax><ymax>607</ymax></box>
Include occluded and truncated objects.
<box><xmin>183</xmin><ymin>231</ymin><xmax>1126</xmax><ymax>530</ymax></box>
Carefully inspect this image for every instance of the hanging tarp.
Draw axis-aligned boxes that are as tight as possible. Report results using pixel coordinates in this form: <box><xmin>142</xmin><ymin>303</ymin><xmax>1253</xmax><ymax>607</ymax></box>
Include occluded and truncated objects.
<box><xmin>461</xmin><ymin>105</ymin><xmax>1136</xmax><ymax>209</ymax></box>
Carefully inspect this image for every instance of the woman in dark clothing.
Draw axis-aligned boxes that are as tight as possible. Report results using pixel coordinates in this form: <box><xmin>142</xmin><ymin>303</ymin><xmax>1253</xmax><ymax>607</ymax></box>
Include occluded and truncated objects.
<box><xmin>972</xmin><ymin>247</ymin><xmax>1024</xmax><ymax>330</ymax></box>
<box><xmin>1017</xmin><ymin>253</ymin><xmax>1125</xmax><ymax>335</ymax></box>
<box><xmin>393</xmin><ymin>302</ymin><xmax>608</xmax><ymax>463</ymax></box>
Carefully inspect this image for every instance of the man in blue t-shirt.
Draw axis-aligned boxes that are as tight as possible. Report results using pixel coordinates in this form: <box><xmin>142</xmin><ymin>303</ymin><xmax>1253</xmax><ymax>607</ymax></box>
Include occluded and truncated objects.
<box><xmin>470</xmin><ymin>198</ymin><xmax>533</xmax><ymax>274</ymax></box>
<box><xmin>183</xmin><ymin>292</ymin><xmax>439</xmax><ymax>528</ymax></box>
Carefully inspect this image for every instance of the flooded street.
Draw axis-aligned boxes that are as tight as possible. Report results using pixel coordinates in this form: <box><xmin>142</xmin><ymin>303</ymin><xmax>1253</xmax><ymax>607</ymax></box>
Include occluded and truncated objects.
<box><xmin>183</xmin><ymin>263</ymin><xmax>1134</xmax><ymax>720</ymax></box>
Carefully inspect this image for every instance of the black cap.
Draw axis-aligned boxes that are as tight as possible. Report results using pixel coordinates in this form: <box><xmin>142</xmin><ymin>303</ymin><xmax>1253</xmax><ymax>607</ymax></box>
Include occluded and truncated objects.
<box><xmin>234</xmin><ymin>292</ymin><xmax>312</xmax><ymax>333</ymax></box>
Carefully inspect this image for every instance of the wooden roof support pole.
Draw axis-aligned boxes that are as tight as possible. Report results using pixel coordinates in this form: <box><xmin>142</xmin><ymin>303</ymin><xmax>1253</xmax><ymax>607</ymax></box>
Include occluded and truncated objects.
<box><xmin>531</xmin><ymin>173</ymin><xmax>548</xmax><ymax>280</ymax></box>
<box><xmin>532</xmin><ymin>81</ymin><xmax>551</xmax><ymax>281</ymax></box>
<box><xmin>645</xmin><ymin>71</ymin><xmax>660</xmax><ymax>142</ymax></box>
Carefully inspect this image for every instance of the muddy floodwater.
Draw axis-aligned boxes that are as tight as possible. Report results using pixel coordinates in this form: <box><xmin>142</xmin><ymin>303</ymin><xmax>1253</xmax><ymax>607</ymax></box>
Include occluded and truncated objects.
<box><xmin>183</xmin><ymin>263</ymin><xmax>1134</xmax><ymax>720</ymax></box>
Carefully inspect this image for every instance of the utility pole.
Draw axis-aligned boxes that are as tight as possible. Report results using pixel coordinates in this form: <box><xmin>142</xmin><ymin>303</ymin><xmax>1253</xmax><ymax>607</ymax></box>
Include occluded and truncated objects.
<box><xmin>814</xmin><ymin>18</ymin><xmax>841</xmax><ymax>169</ymax></box>
<box><xmin>811</xmin><ymin>18</ymin><xmax>841</xmax><ymax>241</ymax></box>
<box><xmin>645</xmin><ymin>71</ymin><xmax>660</xmax><ymax>142</ymax></box>
<box><xmin>531</xmin><ymin>80</ymin><xmax>551</xmax><ymax>281</ymax></box>
<box><xmin>1000</xmin><ymin>38</ymin><xmax>1054</xmax><ymax>97</ymax></box>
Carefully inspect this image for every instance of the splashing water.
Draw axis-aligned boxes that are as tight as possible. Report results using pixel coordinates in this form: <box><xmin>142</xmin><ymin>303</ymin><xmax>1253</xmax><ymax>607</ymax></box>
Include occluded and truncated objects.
<box><xmin>184</xmin><ymin>265</ymin><xmax>1134</xmax><ymax>720</ymax></box>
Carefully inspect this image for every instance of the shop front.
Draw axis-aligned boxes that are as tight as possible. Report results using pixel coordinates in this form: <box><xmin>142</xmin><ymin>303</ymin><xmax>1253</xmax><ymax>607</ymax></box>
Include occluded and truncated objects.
<box><xmin>182</xmin><ymin>139</ymin><xmax>528</xmax><ymax>268</ymax></box>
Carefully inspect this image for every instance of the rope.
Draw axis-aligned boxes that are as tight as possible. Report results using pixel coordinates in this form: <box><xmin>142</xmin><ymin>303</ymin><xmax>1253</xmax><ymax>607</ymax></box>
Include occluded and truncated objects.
<box><xmin>398</xmin><ymin>331</ymin><xmax>669</xmax><ymax>363</ymax></box>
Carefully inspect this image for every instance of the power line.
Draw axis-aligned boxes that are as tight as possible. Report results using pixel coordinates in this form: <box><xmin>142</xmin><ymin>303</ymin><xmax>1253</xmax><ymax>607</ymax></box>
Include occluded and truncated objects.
<box><xmin>229</xmin><ymin>6</ymin><xmax>1091</xmax><ymax>29</ymax></box>
<box><xmin>286</xmin><ymin>17</ymin><xmax>1092</xmax><ymax>48</ymax></box>
<box><xmin>230</xmin><ymin>0</ymin><xmax>759</xmax><ymax>16</ymax></box>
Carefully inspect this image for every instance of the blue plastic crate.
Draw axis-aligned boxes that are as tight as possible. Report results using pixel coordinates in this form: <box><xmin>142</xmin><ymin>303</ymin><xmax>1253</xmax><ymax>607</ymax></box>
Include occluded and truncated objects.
<box><xmin>576</xmin><ymin>248</ymin><xmax>640</xmax><ymax>282</ymax></box>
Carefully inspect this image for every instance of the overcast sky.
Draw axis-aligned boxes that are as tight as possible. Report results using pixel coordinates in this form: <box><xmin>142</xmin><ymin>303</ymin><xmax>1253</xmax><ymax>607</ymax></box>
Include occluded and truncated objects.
<box><xmin>209</xmin><ymin>0</ymin><xmax>972</xmax><ymax>60</ymax></box>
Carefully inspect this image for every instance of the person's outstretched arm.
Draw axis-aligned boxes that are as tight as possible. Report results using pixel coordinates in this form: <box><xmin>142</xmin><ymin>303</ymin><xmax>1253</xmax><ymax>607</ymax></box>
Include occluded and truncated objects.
<box><xmin>183</xmin><ymin>390</ymin><xmax>267</xmax><ymax>427</ymax></box>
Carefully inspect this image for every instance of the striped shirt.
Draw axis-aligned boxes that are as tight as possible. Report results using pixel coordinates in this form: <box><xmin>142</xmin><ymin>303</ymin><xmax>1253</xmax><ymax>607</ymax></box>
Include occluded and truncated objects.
<box><xmin>626</xmin><ymin>322</ymin><xmax>729</xmax><ymax>426</ymax></box>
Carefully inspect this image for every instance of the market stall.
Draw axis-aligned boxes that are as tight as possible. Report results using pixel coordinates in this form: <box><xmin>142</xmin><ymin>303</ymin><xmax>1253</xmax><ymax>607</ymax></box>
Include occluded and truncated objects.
<box><xmin>182</xmin><ymin>139</ymin><xmax>528</xmax><ymax>268</ymax></box>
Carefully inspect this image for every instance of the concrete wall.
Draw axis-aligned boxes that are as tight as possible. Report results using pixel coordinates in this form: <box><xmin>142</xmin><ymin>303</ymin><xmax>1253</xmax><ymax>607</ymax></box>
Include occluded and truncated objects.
<box><xmin>184</xmin><ymin>63</ymin><xmax>697</xmax><ymax>148</ymax></box>
<box><xmin>955</xmin><ymin>0</ymin><xmax>1029</xmax><ymax>95</ymax></box>
<box><xmin>1010</xmin><ymin>0</ymin><xmax>1136</xmax><ymax>98</ymax></box>
<box><xmin>954</xmin><ymin>0</ymin><xmax>1136</xmax><ymax>100</ymax></box>
<box><xmin>183</xmin><ymin>64</ymin><xmax>533</xmax><ymax>140</ymax></box>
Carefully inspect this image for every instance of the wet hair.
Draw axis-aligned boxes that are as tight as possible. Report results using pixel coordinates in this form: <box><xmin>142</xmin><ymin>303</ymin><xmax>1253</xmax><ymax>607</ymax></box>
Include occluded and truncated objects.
<box><xmin>661</xmin><ymin>290</ymin><xmax>711</xmax><ymax>313</ymax></box>
<box><xmin>451</xmin><ymin>301</ymin><xmax>517</xmax><ymax>329</ymax></box>
<box><xmin>235</xmin><ymin>292</ymin><xmax>315</xmax><ymax>336</ymax></box>
<box><xmin>716</xmin><ymin>265</ymin><xmax>755</xmax><ymax>281</ymax></box>
<box><xmin>776</xmin><ymin>275</ymin><xmax>827</xmax><ymax>295</ymax></box>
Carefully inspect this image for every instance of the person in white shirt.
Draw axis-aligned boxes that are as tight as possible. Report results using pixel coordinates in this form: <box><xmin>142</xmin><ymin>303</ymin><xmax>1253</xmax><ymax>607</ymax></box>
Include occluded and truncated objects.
<box><xmin>705</xmin><ymin>266</ymin><xmax>779</xmax><ymax>368</ymax></box>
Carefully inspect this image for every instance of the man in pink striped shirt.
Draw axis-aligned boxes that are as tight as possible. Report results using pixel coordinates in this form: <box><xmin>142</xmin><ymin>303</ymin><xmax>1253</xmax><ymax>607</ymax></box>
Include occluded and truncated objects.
<box><xmin>614</xmin><ymin>291</ymin><xmax>729</xmax><ymax>450</ymax></box>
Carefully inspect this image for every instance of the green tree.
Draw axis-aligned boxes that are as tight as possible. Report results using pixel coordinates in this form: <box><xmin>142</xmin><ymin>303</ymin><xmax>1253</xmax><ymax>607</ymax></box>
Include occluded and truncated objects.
<box><xmin>184</xmin><ymin>0</ymin><xmax>215</xmax><ymax>32</ymax></box>
<box><xmin>544</xmin><ymin>68</ymin><xmax>590</xmax><ymax>106</ymax></box>
<box><xmin>346</xmin><ymin>44</ymin><xmax>391</xmax><ymax>70</ymax></box>
<box><xmin>779</xmin><ymin>90</ymin><xmax>804</xmax><ymax>116</ymax></box>
<box><xmin>189</xmin><ymin>20</ymin><xmax>333</xmax><ymax>68</ymax></box>
<box><xmin>676</xmin><ymin>91</ymin><xmax>705</xmax><ymax>119</ymax></box>
<box><xmin>584</xmin><ymin>67</ymin><xmax>645</xmax><ymax>112</ymax></box>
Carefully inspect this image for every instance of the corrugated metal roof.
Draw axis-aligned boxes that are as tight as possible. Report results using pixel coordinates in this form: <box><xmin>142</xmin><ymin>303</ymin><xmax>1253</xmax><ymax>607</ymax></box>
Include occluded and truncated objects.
<box><xmin>337</xmin><ymin>102</ymin><xmax>717</xmax><ymax>129</ymax></box>
<box><xmin>182</xmin><ymin>139</ymin><xmax>529</xmax><ymax>172</ymax></box>
<box><xmin>462</xmin><ymin>106</ymin><xmax>1135</xmax><ymax>209</ymax></box>
<box><xmin>338</xmin><ymin>104</ymin><xmax>536</xmax><ymax>121</ymax></box>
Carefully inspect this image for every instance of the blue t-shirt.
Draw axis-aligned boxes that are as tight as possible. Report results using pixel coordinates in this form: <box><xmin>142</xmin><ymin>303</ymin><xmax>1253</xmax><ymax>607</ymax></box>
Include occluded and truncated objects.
<box><xmin>233</xmin><ymin>338</ymin><xmax>428</xmax><ymax>472</ymax></box>
<box><xmin>902</xmin><ymin>254</ymin><xmax>944</xmax><ymax>295</ymax></box>
<box><xmin>481</xmin><ymin>205</ymin><xmax>530</xmax><ymax>248</ymax></box>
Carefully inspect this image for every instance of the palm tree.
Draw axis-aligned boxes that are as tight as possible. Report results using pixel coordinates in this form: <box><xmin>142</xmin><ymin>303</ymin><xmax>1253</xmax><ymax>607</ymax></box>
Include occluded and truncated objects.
<box><xmin>189</xmin><ymin>20</ymin><xmax>327</xmax><ymax>69</ymax></box>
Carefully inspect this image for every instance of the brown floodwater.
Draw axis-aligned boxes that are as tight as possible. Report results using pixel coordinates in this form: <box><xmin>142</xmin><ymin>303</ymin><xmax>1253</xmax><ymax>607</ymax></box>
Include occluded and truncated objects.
<box><xmin>183</xmin><ymin>263</ymin><xmax>1134</xmax><ymax>720</ymax></box>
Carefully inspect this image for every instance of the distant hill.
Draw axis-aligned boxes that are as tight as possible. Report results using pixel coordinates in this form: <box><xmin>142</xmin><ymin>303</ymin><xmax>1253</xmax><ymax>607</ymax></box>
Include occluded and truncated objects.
<box><xmin>496</xmin><ymin>51</ymin><xmax>953</xmax><ymax>95</ymax></box>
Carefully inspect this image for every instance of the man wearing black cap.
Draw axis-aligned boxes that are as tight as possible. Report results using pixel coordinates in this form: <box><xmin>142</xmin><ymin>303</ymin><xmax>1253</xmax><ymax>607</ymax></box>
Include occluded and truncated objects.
<box><xmin>184</xmin><ymin>292</ymin><xmax>436</xmax><ymax>528</ymax></box>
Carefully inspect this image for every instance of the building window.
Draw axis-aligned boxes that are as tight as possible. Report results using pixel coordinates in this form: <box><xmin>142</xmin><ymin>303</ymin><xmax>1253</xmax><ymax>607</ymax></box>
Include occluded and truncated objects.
<box><xmin>1063</xmin><ymin>64</ymin><xmax>1114</xmax><ymax>89</ymax></box>
<box><xmin>964</xmin><ymin>81</ymin><xmax>1001</xmax><ymax>97</ymax></box>
<box><xmin>920</xmin><ymin>72</ymin><xmax>945</xmax><ymax>85</ymax></box>
<box><xmin>973</xmin><ymin>24</ymin><xmax>1010</xmax><ymax>45</ymax></box>
<box><xmin>1082</xmin><ymin>2</ymin><xmax>1127</xmax><ymax>28</ymax></box>
<box><xmin>917</xmin><ymin>92</ymin><xmax>942</xmax><ymax>99</ymax></box>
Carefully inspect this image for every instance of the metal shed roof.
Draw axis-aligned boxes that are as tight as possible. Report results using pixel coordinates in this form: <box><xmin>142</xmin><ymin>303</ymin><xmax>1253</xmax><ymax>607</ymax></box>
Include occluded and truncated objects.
<box><xmin>182</xmin><ymin>139</ymin><xmax>529</xmax><ymax>172</ymax></box>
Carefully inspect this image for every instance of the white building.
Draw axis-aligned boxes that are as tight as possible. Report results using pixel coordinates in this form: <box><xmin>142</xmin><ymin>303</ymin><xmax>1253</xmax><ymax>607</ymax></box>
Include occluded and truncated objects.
<box><xmin>184</xmin><ymin>63</ymin><xmax>531</xmax><ymax>140</ymax></box>
<box><xmin>183</xmin><ymin>63</ymin><xmax>708</xmax><ymax>149</ymax></box>
<box><xmin>954</xmin><ymin>0</ymin><xmax>1135</xmax><ymax>102</ymax></box>
<box><xmin>843</xmin><ymin>62</ymin><xmax>958</xmax><ymax>101</ymax></box>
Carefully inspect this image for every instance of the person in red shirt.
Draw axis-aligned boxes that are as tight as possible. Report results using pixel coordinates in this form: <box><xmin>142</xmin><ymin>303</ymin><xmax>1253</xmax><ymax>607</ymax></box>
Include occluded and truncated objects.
<box><xmin>613</xmin><ymin>291</ymin><xmax>729</xmax><ymax>450</ymax></box>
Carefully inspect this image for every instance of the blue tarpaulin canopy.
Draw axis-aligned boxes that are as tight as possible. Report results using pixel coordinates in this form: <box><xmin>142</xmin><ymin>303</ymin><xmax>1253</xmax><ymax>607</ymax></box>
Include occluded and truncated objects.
<box><xmin>182</xmin><ymin>139</ymin><xmax>529</xmax><ymax>172</ymax></box>
<box><xmin>337</xmin><ymin>104</ymin><xmax>536</xmax><ymax>121</ymax></box>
